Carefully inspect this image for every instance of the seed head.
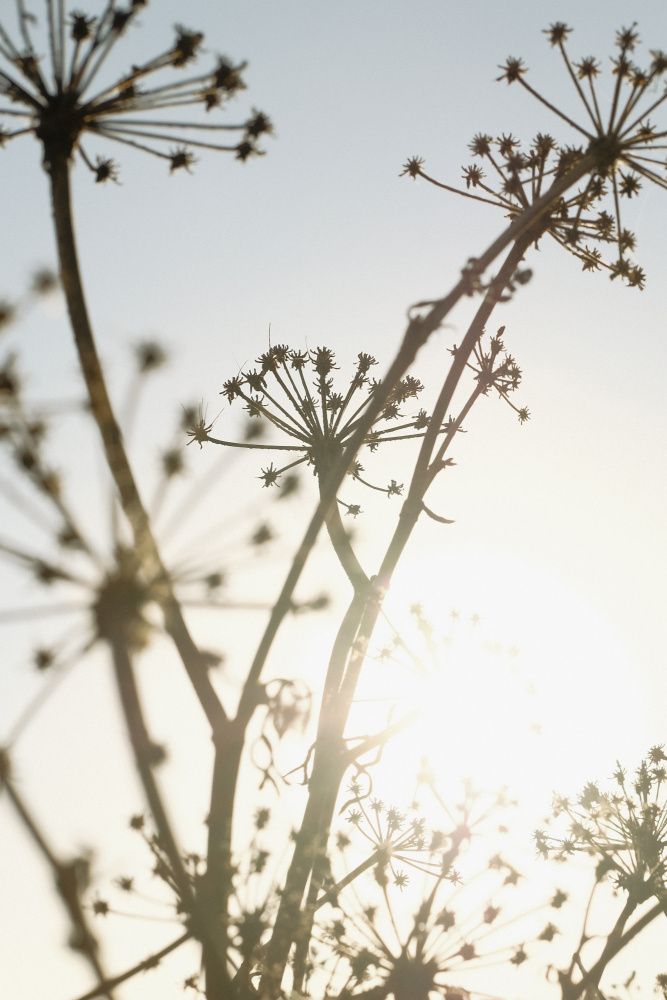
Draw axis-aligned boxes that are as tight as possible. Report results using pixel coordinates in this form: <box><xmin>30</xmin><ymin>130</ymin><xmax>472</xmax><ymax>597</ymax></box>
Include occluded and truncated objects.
<box><xmin>0</xmin><ymin>4</ymin><xmax>271</xmax><ymax>177</ymax></box>
<box><xmin>406</xmin><ymin>24</ymin><xmax>667</xmax><ymax>287</ymax></box>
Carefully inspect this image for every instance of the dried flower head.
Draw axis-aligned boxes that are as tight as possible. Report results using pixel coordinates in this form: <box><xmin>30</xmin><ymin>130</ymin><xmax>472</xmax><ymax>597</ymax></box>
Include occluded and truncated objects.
<box><xmin>465</xmin><ymin>325</ymin><xmax>528</xmax><ymax>422</ymax></box>
<box><xmin>208</xmin><ymin>344</ymin><xmax>434</xmax><ymax>503</ymax></box>
<box><xmin>311</xmin><ymin>780</ymin><xmax>567</xmax><ymax>1000</ymax></box>
<box><xmin>406</xmin><ymin>24</ymin><xmax>667</xmax><ymax>287</ymax></box>
<box><xmin>536</xmin><ymin>747</ymin><xmax>667</xmax><ymax>903</ymax></box>
<box><xmin>0</xmin><ymin>2</ymin><xmax>271</xmax><ymax>178</ymax></box>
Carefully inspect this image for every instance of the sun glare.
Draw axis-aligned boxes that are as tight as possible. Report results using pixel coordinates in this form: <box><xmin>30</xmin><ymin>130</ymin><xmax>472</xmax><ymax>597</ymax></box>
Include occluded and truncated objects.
<box><xmin>350</xmin><ymin>549</ymin><xmax>644</xmax><ymax>819</ymax></box>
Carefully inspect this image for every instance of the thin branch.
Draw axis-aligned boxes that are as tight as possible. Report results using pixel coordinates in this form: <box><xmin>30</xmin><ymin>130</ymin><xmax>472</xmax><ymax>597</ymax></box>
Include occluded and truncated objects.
<box><xmin>68</xmin><ymin>932</ymin><xmax>191</xmax><ymax>1000</ymax></box>
<box><xmin>107</xmin><ymin>632</ymin><xmax>231</xmax><ymax>990</ymax></box>
<box><xmin>1</xmin><ymin>773</ymin><xmax>112</xmax><ymax>996</ymax></box>
<box><xmin>238</xmin><ymin>153</ymin><xmax>597</xmax><ymax>749</ymax></box>
<box><xmin>47</xmin><ymin>150</ymin><xmax>228</xmax><ymax>734</ymax></box>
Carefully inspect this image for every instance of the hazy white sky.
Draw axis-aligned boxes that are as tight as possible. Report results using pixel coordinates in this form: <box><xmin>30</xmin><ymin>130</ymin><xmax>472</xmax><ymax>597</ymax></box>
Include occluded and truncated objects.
<box><xmin>1</xmin><ymin>1</ymin><xmax>667</xmax><ymax>997</ymax></box>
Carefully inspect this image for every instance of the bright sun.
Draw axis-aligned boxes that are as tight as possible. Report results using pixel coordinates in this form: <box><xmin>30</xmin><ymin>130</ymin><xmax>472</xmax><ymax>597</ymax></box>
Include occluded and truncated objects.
<box><xmin>348</xmin><ymin>549</ymin><xmax>645</xmax><ymax>818</ymax></box>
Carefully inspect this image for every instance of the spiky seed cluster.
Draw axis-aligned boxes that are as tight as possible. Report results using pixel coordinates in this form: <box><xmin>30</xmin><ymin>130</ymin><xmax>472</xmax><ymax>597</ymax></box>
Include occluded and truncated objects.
<box><xmin>535</xmin><ymin>746</ymin><xmax>667</xmax><ymax>902</ymax></box>
<box><xmin>403</xmin><ymin>24</ymin><xmax>667</xmax><ymax>288</ymax></box>
<box><xmin>0</xmin><ymin>1</ymin><xmax>271</xmax><ymax>178</ymax></box>
<box><xmin>0</xmin><ymin>341</ymin><xmax>238</xmax><ymax>713</ymax></box>
<box><xmin>318</xmin><ymin>781</ymin><xmax>566</xmax><ymax>998</ymax></box>
<box><xmin>206</xmin><ymin>344</ymin><xmax>432</xmax><ymax>502</ymax></box>
<box><xmin>343</xmin><ymin>786</ymin><xmax>473</xmax><ymax>890</ymax></box>
<box><xmin>90</xmin><ymin>792</ymin><xmax>281</xmax><ymax>976</ymax></box>
<box><xmin>461</xmin><ymin>324</ymin><xmax>529</xmax><ymax>423</ymax></box>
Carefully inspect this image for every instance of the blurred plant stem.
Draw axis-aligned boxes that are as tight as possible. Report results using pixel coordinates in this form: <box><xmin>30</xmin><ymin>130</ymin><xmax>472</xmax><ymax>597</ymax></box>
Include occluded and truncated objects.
<box><xmin>48</xmin><ymin>150</ymin><xmax>229</xmax><ymax>732</ymax></box>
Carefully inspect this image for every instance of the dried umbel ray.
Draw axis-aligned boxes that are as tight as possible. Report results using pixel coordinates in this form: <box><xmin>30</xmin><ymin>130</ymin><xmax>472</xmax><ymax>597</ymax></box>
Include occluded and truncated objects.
<box><xmin>403</xmin><ymin>23</ymin><xmax>667</xmax><ymax>289</ymax></box>
<box><xmin>0</xmin><ymin>1</ymin><xmax>271</xmax><ymax>177</ymax></box>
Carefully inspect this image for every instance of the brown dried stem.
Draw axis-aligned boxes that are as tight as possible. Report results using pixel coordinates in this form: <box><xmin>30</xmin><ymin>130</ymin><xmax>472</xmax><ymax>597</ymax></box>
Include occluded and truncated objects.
<box><xmin>47</xmin><ymin>148</ymin><xmax>228</xmax><ymax>736</ymax></box>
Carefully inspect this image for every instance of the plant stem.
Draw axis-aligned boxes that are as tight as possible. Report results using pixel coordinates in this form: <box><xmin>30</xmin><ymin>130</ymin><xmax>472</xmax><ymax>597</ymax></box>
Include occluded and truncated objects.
<box><xmin>69</xmin><ymin>932</ymin><xmax>191</xmax><ymax>1000</ymax></box>
<box><xmin>108</xmin><ymin>631</ymin><xmax>230</xmax><ymax>991</ymax></box>
<box><xmin>375</xmin><ymin>237</ymin><xmax>534</xmax><ymax>593</ymax></box>
<box><xmin>1</xmin><ymin>773</ymin><xmax>112</xmax><ymax>997</ymax></box>
<box><xmin>201</xmin><ymin>723</ymin><xmax>245</xmax><ymax>1000</ymax></box>
<box><xmin>563</xmin><ymin>894</ymin><xmax>664</xmax><ymax>1000</ymax></box>
<box><xmin>46</xmin><ymin>149</ymin><xmax>227</xmax><ymax>734</ymax></box>
<box><xmin>238</xmin><ymin>154</ymin><xmax>597</xmax><ymax>734</ymax></box>
<box><xmin>258</xmin><ymin>590</ymin><xmax>372</xmax><ymax>995</ymax></box>
<box><xmin>323</xmin><ymin>483</ymin><xmax>370</xmax><ymax>592</ymax></box>
<box><xmin>258</xmin><ymin>238</ymin><xmax>534</xmax><ymax>998</ymax></box>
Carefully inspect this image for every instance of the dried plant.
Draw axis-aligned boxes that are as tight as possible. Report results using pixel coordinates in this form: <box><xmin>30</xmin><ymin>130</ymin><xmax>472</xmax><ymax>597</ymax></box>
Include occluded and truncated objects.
<box><xmin>533</xmin><ymin>747</ymin><xmax>667</xmax><ymax>1000</ymax></box>
<box><xmin>0</xmin><ymin>2</ymin><xmax>270</xmax><ymax>173</ymax></box>
<box><xmin>404</xmin><ymin>23</ymin><xmax>667</xmax><ymax>289</ymax></box>
<box><xmin>0</xmin><ymin>12</ymin><xmax>666</xmax><ymax>1000</ymax></box>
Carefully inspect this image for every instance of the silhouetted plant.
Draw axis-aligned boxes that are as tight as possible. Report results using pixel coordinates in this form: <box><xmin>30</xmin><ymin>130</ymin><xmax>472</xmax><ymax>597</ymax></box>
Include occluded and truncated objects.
<box><xmin>0</xmin><ymin>12</ymin><xmax>666</xmax><ymax>1000</ymax></box>
<box><xmin>404</xmin><ymin>22</ymin><xmax>667</xmax><ymax>289</ymax></box>
<box><xmin>0</xmin><ymin>2</ymin><xmax>270</xmax><ymax>173</ymax></box>
<box><xmin>531</xmin><ymin>747</ymin><xmax>667</xmax><ymax>1000</ymax></box>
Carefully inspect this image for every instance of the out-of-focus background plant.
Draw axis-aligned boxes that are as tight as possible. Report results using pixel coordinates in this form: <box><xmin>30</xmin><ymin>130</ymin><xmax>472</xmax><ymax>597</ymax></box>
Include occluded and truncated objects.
<box><xmin>1</xmin><ymin>4</ymin><xmax>667</xmax><ymax>999</ymax></box>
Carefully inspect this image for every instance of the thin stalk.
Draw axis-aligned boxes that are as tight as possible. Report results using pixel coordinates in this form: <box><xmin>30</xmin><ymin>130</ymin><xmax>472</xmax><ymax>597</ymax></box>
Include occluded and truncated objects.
<box><xmin>46</xmin><ymin>149</ymin><xmax>227</xmax><ymax>734</ymax></box>
<box><xmin>330</xmin><ymin>371</ymin><xmax>369</xmax><ymax>437</ymax></box>
<box><xmin>101</xmin><ymin>117</ymin><xmax>246</xmax><ymax>131</ymax></box>
<box><xmin>238</xmin><ymin>153</ymin><xmax>597</xmax><ymax>742</ymax></box>
<box><xmin>1</xmin><ymin>774</ymin><xmax>112</xmax><ymax>996</ymax></box>
<box><xmin>413</xmin><ymin>169</ymin><xmax>510</xmax><ymax>209</ymax></box>
<box><xmin>561</xmin><ymin>893</ymin><xmax>640</xmax><ymax>1000</ymax></box>
<box><xmin>336</xmin><ymin>388</ymin><xmax>378</xmax><ymax>440</ymax></box>
<box><xmin>614</xmin><ymin>77</ymin><xmax>654</xmax><ymax>137</ymax></box>
<box><xmin>76</xmin><ymin>25</ymin><xmax>128</xmax><ymax>97</ymax></box>
<box><xmin>44</xmin><ymin>0</ymin><xmax>60</xmax><ymax>89</ymax></box>
<box><xmin>620</xmin><ymin>89</ymin><xmax>667</xmax><ymax>142</ymax></box>
<box><xmin>258</xmin><ymin>588</ymin><xmax>373</xmax><ymax>986</ymax></box>
<box><xmin>96</xmin><ymin>124</ymin><xmax>245</xmax><ymax>154</ymax></box>
<box><xmin>282</xmin><ymin>363</ymin><xmax>321</xmax><ymax>436</ymax></box>
<box><xmin>259</xmin><ymin>236</ymin><xmax>534</xmax><ymax>999</ymax></box>
<box><xmin>557</xmin><ymin>41</ymin><xmax>600</xmax><ymax>133</ymax></box>
<box><xmin>323</xmin><ymin>487</ymin><xmax>370</xmax><ymax>592</ymax></box>
<box><xmin>108</xmin><ymin>631</ymin><xmax>230</xmax><ymax>991</ymax></box>
<box><xmin>206</xmin><ymin>435</ymin><xmax>307</xmax><ymax>451</ymax></box>
<box><xmin>229</xmin><ymin>386</ymin><xmax>311</xmax><ymax>442</ymax></box>
<box><xmin>419</xmin><ymin>240</ymin><xmax>532</xmax><ymax>490</ymax></box>
<box><xmin>273</xmin><ymin>365</ymin><xmax>320</xmax><ymax>437</ymax></box>
<box><xmin>84</xmin><ymin>61</ymin><xmax>218</xmax><ymax>105</ymax></box>
<box><xmin>516</xmin><ymin>75</ymin><xmax>593</xmax><ymax>139</ymax></box>
<box><xmin>200</xmin><ymin>725</ymin><xmax>245</xmax><ymax>1000</ymax></box>
<box><xmin>69</xmin><ymin>933</ymin><xmax>191</xmax><ymax>1000</ymax></box>
<box><xmin>297</xmin><ymin>365</ymin><xmax>324</xmax><ymax>438</ymax></box>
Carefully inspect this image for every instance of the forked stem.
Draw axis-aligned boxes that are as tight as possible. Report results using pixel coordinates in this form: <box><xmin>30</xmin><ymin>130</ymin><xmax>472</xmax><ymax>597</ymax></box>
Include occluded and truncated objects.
<box><xmin>237</xmin><ymin>152</ymin><xmax>597</xmax><ymax>738</ymax></box>
<box><xmin>258</xmin><ymin>238</ymin><xmax>535</xmax><ymax>999</ymax></box>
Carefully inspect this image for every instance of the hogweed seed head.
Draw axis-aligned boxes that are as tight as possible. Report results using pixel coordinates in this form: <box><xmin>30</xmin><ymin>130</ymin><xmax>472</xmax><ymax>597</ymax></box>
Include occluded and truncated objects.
<box><xmin>209</xmin><ymin>343</ymin><xmax>432</xmax><ymax>503</ymax></box>
<box><xmin>540</xmin><ymin>748</ymin><xmax>667</xmax><ymax>903</ymax></box>
<box><xmin>405</xmin><ymin>24</ymin><xmax>667</xmax><ymax>287</ymax></box>
<box><xmin>0</xmin><ymin>2</ymin><xmax>271</xmax><ymax>178</ymax></box>
<box><xmin>319</xmin><ymin>779</ymin><xmax>563</xmax><ymax>998</ymax></box>
<box><xmin>198</xmin><ymin>330</ymin><xmax>528</xmax><ymax>517</ymax></box>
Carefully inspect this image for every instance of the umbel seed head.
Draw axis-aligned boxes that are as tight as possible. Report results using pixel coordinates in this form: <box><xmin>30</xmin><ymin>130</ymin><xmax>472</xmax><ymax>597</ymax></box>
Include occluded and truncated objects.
<box><xmin>0</xmin><ymin>2</ymin><xmax>272</xmax><ymax>179</ymax></box>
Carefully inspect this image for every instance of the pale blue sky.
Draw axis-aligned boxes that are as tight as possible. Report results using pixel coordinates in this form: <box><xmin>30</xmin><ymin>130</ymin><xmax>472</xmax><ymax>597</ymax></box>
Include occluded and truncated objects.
<box><xmin>1</xmin><ymin>2</ymin><xmax>667</xmax><ymax>996</ymax></box>
<box><xmin>4</xmin><ymin>0</ymin><xmax>664</xmax><ymax>724</ymax></box>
